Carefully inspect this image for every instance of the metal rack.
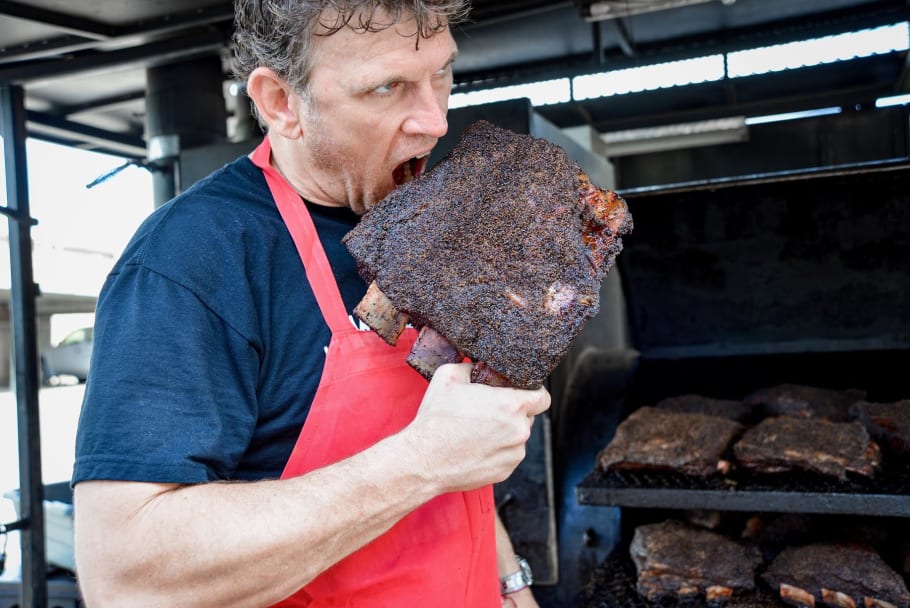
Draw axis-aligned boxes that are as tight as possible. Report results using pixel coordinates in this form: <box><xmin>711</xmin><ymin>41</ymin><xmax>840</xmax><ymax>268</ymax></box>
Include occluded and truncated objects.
<box><xmin>577</xmin><ymin>460</ymin><xmax>910</xmax><ymax>517</ymax></box>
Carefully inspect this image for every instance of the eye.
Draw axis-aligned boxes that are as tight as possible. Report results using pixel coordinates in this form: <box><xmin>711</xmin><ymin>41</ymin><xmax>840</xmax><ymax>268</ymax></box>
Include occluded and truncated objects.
<box><xmin>373</xmin><ymin>81</ymin><xmax>400</xmax><ymax>95</ymax></box>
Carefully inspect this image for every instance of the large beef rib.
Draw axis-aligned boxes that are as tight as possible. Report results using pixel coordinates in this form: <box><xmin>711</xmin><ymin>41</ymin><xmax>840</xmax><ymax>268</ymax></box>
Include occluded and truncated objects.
<box><xmin>343</xmin><ymin>120</ymin><xmax>632</xmax><ymax>389</ymax></box>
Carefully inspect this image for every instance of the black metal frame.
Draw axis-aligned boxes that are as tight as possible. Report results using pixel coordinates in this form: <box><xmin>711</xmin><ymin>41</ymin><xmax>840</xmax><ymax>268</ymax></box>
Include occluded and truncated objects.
<box><xmin>0</xmin><ymin>84</ymin><xmax>47</xmax><ymax>608</ymax></box>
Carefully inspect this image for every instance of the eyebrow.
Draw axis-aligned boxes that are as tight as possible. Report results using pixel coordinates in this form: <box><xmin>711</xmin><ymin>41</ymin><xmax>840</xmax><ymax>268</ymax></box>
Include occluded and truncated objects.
<box><xmin>359</xmin><ymin>49</ymin><xmax>459</xmax><ymax>95</ymax></box>
<box><xmin>444</xmin><ymin>49</ymin><xmax>459</xmax><ymax>69</ymax></box>
<box><xmin>435</xmin><ymin>50</ymin><xmax>458</xmax><ymax>77</ymax></box>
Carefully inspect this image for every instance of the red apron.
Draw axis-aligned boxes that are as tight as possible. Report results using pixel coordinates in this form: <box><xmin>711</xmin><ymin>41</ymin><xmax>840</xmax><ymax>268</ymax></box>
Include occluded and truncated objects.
<box><xmin>250</xmin><ymin>138</ymin><xmax>499</xmax><ymax>608</ymax></box>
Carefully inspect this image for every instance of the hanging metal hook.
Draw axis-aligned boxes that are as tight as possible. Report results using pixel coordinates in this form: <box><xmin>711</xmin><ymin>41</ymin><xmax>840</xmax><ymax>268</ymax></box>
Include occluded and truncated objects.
<box><xmin>0</xmin><ymin>204</ymin><xmax>38</xmax><ymax>226</ymax></box>
<box><xmin>0</xmin><ymin>518</ymin><xmax>29</xmax><ymax>534</ymax></box>
<box><xmin>0</xmin><ymin>518</ymin><xmax>29</xmax><ymax>576</ymax></box>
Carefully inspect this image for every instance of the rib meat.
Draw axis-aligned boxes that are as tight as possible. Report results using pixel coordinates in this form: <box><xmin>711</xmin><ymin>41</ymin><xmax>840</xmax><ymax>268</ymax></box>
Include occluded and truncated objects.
<box><xmin>630</xmin><ymin>519</ymin><xmax>763</xmax><ymax>604</ymax></box>
<box><xmin>343</xmin><ymin>120</ymin><xmax>632</xmax><ymax>388</ymax></box>
<box><xmin>597</xmin><ymin>406</ymin><xmax>744</xmax><ymax>477</ymax></box>
<box><xmin>655</xmin><ymin>393</ymin><xmax>757</xmax><ymax>423</ymax></box>
<box><xmin>763</xmin><ymin>543</ymin><xmax>910</xmax><ymax>608</ymax></box>
<box><xmin>732</xmin><ymin>416</ymin><xmax>881</xmax><ymax>480</ymax></box>
<box><xmin>849</xmin><ymin>399</ymin><xmax>910</xmax><ymax>457</ymax></box>
<box><xmin>744</xmin><ymin>384</ymin><xmax>866</xmax><ymax>421</ymax></box>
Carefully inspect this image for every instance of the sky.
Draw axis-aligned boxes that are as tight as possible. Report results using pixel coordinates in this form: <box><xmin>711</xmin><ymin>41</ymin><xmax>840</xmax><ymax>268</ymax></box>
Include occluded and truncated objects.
<box><xmin>0</xmin><ymin>138</ymin><xmax>155</xmax><ymax>340</ymax></box>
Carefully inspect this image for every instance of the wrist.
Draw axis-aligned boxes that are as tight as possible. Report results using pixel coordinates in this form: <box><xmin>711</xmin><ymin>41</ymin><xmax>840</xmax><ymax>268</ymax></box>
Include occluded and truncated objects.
<box><xmin>390</xmin><ymin>429</ymin><xmax>440</xmax><ymax>496</ymax></box>
<box><xmin>500</xmin><ymin>554</ymin><xmax>533</xmax><ymax>595</ymax></box>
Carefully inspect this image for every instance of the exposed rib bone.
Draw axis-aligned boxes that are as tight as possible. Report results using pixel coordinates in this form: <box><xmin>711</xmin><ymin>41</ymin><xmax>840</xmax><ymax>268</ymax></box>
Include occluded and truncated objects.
<box><xmin>865</xmin><ymin>598</ymin><xmax>899</xmax><ymax>608</ymax></box>
<box><xmin>354</xmin><ymin>281</ymin><xmax>409</xmax><ymax>345</ymax></box>
<box><xmin>781</xmin><ymin>583</ymin><xmax>816</xmax><ymax>607</ymax></box>
<box><xmin>406</xmin><ymin>326</ymin><xmax>463</xmax><ymax>380</ymax></box>
<box><xmin>706</xmin><ymin>585</ymin><xmax>734</xmax><ymax>603</ymax></box>
<box><xmin>470</xmin><ymin>361</ymin><xmax>512</xmax><ymax>387</ymax></box>
<box><xmin>823</xmin><ymin>589</ymin><xmax>857</xmax><ymax>608</ymax></box>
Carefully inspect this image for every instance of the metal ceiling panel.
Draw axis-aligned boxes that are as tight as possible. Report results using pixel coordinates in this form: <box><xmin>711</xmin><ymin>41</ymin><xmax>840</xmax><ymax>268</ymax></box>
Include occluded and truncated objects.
<box><xmin>0</xmin><ymin>14</ymin><xmax>66</xmax><ymax>48</ymax></box>
<box><xmin>0</xmin><ymin>0</ymin><xmax>228</xmax><ymax>26</ymax></box>
<box><xmin>0</xmin><ymin>0</ymin><xmax>904</xmax><ymax>156</ymax></box>
<box><xmin>454</xmin><ymin>6</ymin><xmax>591</xmax><ymax>74</ymax></box>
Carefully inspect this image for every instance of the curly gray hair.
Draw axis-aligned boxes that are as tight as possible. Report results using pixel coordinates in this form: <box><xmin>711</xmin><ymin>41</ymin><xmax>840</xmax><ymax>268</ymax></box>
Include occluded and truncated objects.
<box><xmin>232</xmin><ymin>0</ymin><xmax>471</xmax><ymax>99</ymax></box>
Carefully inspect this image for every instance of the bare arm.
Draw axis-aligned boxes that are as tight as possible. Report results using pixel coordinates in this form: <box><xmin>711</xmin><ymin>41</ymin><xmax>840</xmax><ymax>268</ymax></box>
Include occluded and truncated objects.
<box><xmin>74</xmin><ymin>363</ymin><xmax>550</xmax><ymax>608</ymax></box>
<box><xmin>495</xmin><ymin>514</ymin><xmax>540</xmax><ymax>608</ymax></box>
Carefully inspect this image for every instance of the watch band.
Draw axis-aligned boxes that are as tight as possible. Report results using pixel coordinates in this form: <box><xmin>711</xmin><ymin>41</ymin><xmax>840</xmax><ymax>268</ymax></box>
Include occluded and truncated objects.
<box><xmin>500</xmin><ymin>555</ymin><xmax>533</xmax><ymax>595</ymax></box>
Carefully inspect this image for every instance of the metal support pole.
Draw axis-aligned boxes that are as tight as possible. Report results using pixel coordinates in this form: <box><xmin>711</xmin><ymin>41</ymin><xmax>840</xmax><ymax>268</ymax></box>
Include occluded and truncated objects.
<box><xmin>146</xmin><ymin>55</ymin><xmax>227</xmax><ymax>206</ymax></box>
<box><xmin>0</xmin><ymin>83</ymin><xmax>48</xmax><ymax>608</ymax></box>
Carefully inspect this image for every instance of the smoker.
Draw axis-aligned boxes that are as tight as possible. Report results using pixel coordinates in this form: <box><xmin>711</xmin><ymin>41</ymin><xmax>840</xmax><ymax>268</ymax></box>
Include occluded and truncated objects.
<box><xmin>541</xmin><ymin>160</ymin><xmax>910</xmax><ymax>606</ymax></box>
<box><xmin>438</xmin><ymin>100</ymin><xmax>910</xmax><ymax>607</ymax></box>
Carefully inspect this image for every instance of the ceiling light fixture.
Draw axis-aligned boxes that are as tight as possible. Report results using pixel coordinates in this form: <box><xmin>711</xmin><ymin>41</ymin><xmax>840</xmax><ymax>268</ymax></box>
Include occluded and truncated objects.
<box><xmin>600</xmin><ymin>116</ymin><xmax>749</xmax><ymax>156</ymax></box>
<box><xmin>581</xmin><ymin>0</ymin><xmax>720</xmax><ymax>22</ymax></box>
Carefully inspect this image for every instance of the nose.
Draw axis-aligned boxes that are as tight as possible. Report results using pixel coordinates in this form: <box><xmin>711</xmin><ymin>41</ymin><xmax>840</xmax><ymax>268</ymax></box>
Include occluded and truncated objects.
<box><xmin>402</xmin><ymin>82</ymin><xmax>448</xmax><ymax>139</ymax></box>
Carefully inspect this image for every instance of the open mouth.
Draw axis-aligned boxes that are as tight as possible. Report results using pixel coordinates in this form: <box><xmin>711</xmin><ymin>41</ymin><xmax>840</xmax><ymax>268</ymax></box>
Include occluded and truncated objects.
<box><xmin>393</xmin><ymin>154</ymin><xmax>430</xmax><ymax>186</ymax></box>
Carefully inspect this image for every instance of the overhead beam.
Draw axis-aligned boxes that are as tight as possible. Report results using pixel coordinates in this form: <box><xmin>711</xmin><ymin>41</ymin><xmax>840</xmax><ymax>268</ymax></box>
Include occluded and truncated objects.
<box><xmin>540</xmin><ymin>78</ymin><xmax>898</xmax><ymax>133</ymax></box>
<box><xmin>465</xmin><ymin>0</ymin><xmax>573</xmax><ymax>27</ymax></box>
<box><xmin>118</xmin><ymin>4</ymin><xmax>235</xmax><ymax>38</ymax></box>
<box><xmin>51</xmin><ymin>89</ymin><xmax>146</xmax><ymax>117</ymax></box>
<box><xmin>581</xmin><ymin>0</ymin><xmax>714</xmax><ymax>22</ymax></box>
<box><xmin>0</xmin><ymin>33</ymin><xmax>103</xmax><ymax>64</ymax></box>
<box><xmin>0</xmin><ymin>27</ymin><xmax>229</xmax><ymax>85</ymax></box>
<box><xmin>455</xmin><ymin>2</ymin><xmax>910</xmax><ymax>92</ymax></box>
<box><xmin>26</xmin><ymin>110</ymin><xmax>147</xmax><ymax>158</ymax></box>
<box><xmin>0</xmin><ymin>3</ymin><xmax>234</xmax><ymax>64</ymax></box>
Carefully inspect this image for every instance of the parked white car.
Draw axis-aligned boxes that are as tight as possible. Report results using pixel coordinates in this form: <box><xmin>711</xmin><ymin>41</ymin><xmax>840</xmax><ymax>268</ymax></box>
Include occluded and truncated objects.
<box><xmin>41</xmin><ymin>327</ymin><xmax>93</xmax><ymax>385</ymax></box>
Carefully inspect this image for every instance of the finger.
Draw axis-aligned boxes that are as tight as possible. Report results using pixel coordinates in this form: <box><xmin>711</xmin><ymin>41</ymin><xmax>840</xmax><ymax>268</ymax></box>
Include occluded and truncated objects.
<box><xmin>527</xmin><ymin>388</ymin><xmax>551</xmax><ymax>417</ymax></box>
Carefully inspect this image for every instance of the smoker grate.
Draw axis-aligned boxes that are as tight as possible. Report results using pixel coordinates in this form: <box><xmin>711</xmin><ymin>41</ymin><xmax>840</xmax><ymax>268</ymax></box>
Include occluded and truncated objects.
<box><xmin>576</xmin><ymin>459</ymin><xmax>910</xmax><ymax>516</ymax></box>
<box><xmin>576</xmin><ymin>549</ymin><xmax>788</xmax><ymax>608</ymax></box>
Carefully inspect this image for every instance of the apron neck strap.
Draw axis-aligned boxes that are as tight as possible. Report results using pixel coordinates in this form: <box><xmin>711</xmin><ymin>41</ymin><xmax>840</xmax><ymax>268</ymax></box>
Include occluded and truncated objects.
<box><xmin>250</xmin><ymin>136</ymin><xmax>352</xmax><ymax>333</ymax></box>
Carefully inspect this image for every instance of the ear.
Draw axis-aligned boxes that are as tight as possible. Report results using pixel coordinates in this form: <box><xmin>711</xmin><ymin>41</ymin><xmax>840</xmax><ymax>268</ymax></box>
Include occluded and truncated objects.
<box><xmin>246</xmin><ymin>67</ymin><xmax>303</xmax><ymax>138</ymax></box>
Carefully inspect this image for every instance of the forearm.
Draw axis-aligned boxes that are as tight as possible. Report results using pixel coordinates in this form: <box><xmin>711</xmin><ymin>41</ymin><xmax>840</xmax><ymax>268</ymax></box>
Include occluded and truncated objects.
<box><xmin>76</xmin><ymin>364</ymin><xmax>551</xmax><ymax>607</ymax></box>
<box><xmin>495</xmin><ymin>513</ymin><xmax>539</xmax><ymax>608</ymax></box>
<box><xmin>75</xmin><ymin>430</ymin><xmax>438</xmax><ymax>608</ymax></box>
<box><xmin>495</xmin><ymin>512</ymin><xmax>521</xmax><ymax>577</ymax></box>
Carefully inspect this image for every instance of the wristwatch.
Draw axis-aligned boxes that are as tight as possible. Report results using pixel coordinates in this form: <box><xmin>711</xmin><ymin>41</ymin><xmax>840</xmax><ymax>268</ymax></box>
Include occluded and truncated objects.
<box><xmin>500</xmin><ymin>555</ymin><xmax>534</xmax><ymax>595</ymax></box>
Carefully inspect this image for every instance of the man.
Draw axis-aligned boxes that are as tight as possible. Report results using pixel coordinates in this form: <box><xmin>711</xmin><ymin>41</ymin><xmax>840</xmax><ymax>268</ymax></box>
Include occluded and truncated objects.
<box><xmin>71</xmin><ymin>1</ymin><xmax>550</xmax><ymax>607</ymax></box>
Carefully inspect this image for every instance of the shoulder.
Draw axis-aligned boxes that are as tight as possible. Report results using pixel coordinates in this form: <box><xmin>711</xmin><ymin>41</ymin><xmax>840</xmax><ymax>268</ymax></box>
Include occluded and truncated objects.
<box><xmin>101</xmin><ymin>155</ymin><xmax>299</xmax><ymax>339</ymax></box>
<box><xmin>114</xmin><ymin>155</ymin><xmax>294</xmax><ymax>292</ymax></box>
<box><xmin>124</xmin><ymin>156</ymin><xmax>279</xmax><ymax>264</ymax></box>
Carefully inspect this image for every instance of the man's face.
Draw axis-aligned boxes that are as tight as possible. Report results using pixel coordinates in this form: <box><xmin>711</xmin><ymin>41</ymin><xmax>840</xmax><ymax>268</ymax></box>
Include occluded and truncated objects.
<box><xmin>295</xmin><ymin>15</ymin><xmax>458</xmax><ymax>214</ymax></box>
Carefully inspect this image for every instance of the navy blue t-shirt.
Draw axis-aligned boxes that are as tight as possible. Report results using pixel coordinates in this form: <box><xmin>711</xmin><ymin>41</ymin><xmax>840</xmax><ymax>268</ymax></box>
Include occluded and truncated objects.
<box><xmin>72</xmin><ymin>155</ymin><xmax>365</xmax><ymax>484</ymax></box>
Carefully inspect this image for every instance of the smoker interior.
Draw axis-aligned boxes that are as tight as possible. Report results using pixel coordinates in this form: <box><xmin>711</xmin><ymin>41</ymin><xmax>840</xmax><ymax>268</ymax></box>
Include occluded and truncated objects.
<box><xmin>579</xmin><ymin>509</ymin><xmax>910</xmax><ymax>608</ymax></box>
<box><xmin>537</xmin><ymin>159</ymin><xmax>910</xmax><ymax>608</ymax></box>
<box><xmin>546</xmin><ymin>349</ymin><xmax>910</xmax><ymax>607</ymax></box>
<box><xmin>577</xmin><ymin>351</ymin><xmax>910</xmax><ymax>515</ymax></box>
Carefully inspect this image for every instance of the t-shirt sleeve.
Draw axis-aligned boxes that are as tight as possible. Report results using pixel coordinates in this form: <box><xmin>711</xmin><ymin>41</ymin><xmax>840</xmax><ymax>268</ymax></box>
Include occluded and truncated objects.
<box><xmin>72</xmin><ymin>262</ymin><xmax>261</xmax><ymax>485</ymax></box>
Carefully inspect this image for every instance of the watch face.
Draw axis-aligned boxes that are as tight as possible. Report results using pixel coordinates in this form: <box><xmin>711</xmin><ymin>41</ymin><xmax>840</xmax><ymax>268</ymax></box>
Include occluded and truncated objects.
<box><xmin>518</xmin><ymin>557</ymin><xmax>533</xmax><ymax>585</ymax></box>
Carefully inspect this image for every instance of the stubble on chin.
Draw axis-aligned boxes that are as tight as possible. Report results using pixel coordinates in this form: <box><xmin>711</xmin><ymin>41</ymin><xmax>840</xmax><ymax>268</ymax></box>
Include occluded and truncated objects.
<box><xmin>301</xmin><ymin>105</ymin><xmax>384</xmax><ymax>215</ymax></box>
